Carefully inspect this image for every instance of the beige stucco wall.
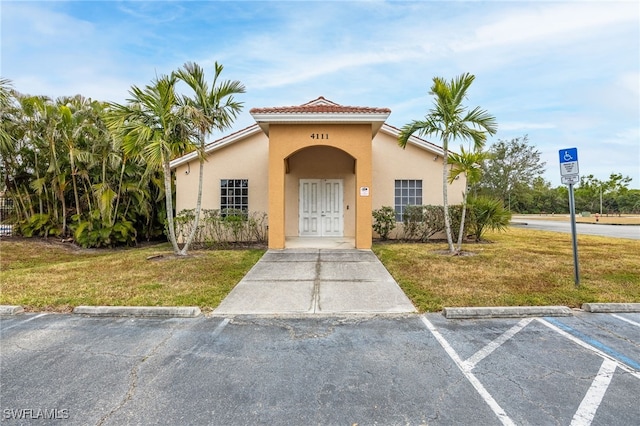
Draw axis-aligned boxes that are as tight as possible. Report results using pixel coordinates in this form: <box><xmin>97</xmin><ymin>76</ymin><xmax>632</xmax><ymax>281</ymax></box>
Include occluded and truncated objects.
<box><xmin>174</xmin><ymin>131</ymin><xmax>270</xmax><ymax>215</ymax></box>
<box><xmin>372</xmin><ymin>130</ymin><xmax>465</xmax><ymax>210</ymax></box>
<box><xmin>371</xmin><ymin>129</ymin><xmax>466</xmax><ymax>239</ymax></box>
<box><xmin>173</xmin><ymin>123</ymin><xmax>466</xmax><ymax>245</ymax></box>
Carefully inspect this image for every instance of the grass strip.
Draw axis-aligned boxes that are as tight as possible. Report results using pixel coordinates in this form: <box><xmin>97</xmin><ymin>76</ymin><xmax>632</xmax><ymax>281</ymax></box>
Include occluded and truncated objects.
<box><xmin>0</xmin><ymin>239</ymin><xmax>264</xmax><ymax>312</ymax></box>
<box><xmin>2</xmin><ymin>227</ymin><xmax>638</xmax><ymax>313</ymax></box>
<box><xmin>373</xmin><ymin>228</ymin><xmax>640</xmax><ymax>312</ymax></box>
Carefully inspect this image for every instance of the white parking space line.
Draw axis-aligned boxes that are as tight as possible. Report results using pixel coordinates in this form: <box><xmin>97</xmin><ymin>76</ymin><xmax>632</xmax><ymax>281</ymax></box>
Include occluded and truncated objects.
<box><xmin>463</xmin><ymin>317</ymin><xmax>533</xmax><ymax>370</ymax></box>
<box><xmin>537</xmin><ymin>318</ymin><xmax>640</xmax><ymax>380</ymax></box>
<box><xmin>421</xmin><ymin>316</ymin><xmax>516</xmax><ymax>426</ymax></box>
<box><xmin>570</xmin><ymin>359</ymin><xmax>617</xmax><ymax>426</ymax></box>
<box><xmin>611</xmin><ymin>314</ymin><xmax>640</xmax><ymax>328</ymax></box>
<box><xmin>212</xmin><ymin>318</ymin><xmax>231</xmax><ymax>338</ymax></box>
<box><xmin>0</xmin><ymin>313</ymin><xmax>48</xmax><ymax>332</ymax></box>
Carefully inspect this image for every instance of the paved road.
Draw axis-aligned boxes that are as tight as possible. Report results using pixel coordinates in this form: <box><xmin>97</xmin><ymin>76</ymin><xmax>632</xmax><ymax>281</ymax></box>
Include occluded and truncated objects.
<box><xmin>1</xmin><ymin>312</ymin><xmax>638</xmax><ymax>425</ymax></box>
<box><xmin>511</xmin><ymin>219</ymin><xmax>640</xmax><ymax>239</ymax></box>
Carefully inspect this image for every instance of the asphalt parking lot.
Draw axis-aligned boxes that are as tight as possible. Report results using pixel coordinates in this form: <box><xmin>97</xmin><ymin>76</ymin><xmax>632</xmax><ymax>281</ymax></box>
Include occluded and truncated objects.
<box><xmin>1</xmin><ymin>312</ymin><xmax>638</xmax><ymax>425</ymax></box>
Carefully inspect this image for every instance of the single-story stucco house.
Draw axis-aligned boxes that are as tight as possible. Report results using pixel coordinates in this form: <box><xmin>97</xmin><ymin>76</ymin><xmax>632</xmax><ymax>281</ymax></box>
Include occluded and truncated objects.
<box><xmin>170</xmin><ymin>96</ymin><xmax>465</xmax><ymax>250</ymax></box>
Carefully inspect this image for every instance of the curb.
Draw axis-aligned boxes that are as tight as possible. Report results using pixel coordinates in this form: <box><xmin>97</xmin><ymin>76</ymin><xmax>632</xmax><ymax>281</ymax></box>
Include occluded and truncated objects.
<box><xmin>72</xmin><ymin>306</ymin><xmax>202</xmax><ymax>318</ymax></box>
<box><xmin>3</xmin><ymin>304</ymin><xmax>638</xmax><ymax>318</ymax></box>
<box><xmin>443</xmin><ymin>306</ymin><xmax>573</xmax><ymax>319</ymax></box>
<box><xmin>0</xmin><ymin>305</ymin><xmax>24</xmax><ymax>315</ymax></box>
<box><xmin>581</xmin><ymin>303</ymin><xmax>640</xmax><ymax>313</ymax></box>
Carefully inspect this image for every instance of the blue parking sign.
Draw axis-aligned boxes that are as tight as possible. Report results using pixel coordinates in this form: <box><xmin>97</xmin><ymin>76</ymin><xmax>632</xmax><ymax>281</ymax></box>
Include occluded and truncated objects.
<box><xmin>559</xmin><ymin>147</ymin><xmax>579</xmax><ymax>177</ymax></box>
<box><xmin>559</xmin><ymin>148</ymin><xmax>578</xmax><ymax>164</ymax></box>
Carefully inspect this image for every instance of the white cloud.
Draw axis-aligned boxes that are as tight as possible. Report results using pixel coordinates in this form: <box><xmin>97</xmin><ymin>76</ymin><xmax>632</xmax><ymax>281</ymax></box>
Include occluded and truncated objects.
<box><xmin>243</xmin><ymin>49</ymin><xmax>420</xmax><ymax>90</ymax></box>
<box><xmin>2</xmin><ymin>1</ymin><xmax>638</xmax><ymax>186</ymax></box>
<box><xmin>451</xmin><ymin>2</ymin><xmax>638</xmax><ymax>52</ymax></box>
<box><xmin>499</xmin><ymin>122</ymin><xmax>557</xmax><ymax>132</ymax></box>
<box><xmin>602</xmin><ymin>127</ymin><xmax>640</xmax><ymax>148</ymax></box>
<box><xmin>115</xmin><ymin>1</ymin><xmax>187</xmax><ymax>24</ymax></box>
<box><xmin>618</xmin><ymin>72</ymin><xmax>640</xmax><ymax>97</ymax></box>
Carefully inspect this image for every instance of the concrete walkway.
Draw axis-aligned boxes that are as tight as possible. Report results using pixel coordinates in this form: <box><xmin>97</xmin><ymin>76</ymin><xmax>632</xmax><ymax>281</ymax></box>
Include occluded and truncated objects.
<box><xmin>214</xmin><ymin>249</ymin><xmax>417</xmax><ymax>315</ymax></box>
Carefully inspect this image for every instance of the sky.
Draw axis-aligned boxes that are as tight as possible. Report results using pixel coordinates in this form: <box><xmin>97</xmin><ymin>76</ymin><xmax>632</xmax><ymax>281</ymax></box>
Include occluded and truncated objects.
<box><xmin>1</xmin><ymin>0</ymin><xmax>639</xmax><ymax>187</ymax></box>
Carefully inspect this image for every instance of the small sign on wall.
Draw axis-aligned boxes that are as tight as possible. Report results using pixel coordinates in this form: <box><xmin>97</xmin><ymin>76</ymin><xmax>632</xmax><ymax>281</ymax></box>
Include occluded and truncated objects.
<box><xmin>360</xmin><ymin>186</ymin><xmax>370</xmax><ymax>197</ymax></box>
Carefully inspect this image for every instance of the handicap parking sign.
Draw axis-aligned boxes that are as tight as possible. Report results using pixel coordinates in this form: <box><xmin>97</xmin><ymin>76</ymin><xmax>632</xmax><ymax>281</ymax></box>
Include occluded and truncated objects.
<box><xmin>559</xmin><ymin>147</ymin><xmax>579</xmax><ymax>177</ymax></box>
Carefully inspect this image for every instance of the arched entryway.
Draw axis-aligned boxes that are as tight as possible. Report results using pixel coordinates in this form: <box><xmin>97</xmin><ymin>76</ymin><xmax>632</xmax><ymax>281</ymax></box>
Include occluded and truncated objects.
<box><xmin>284</xmin><ymin>146</ymin><xmax>356</xmax><ymax>242</ymax></box>
<box><xmin>249</xmin><ymin>97</ymin><xmax>390</xmax><ymax>249</ymax></box>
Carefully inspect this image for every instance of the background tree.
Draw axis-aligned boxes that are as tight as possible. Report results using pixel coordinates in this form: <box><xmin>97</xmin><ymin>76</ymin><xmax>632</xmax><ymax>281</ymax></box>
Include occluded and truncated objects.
<box><xmin>528</xmin><ymin>177</ymin><xmax>566</xmax><ymax>214</ymax></box>
<box><xmin>575</xmin><ymin>173</ymin><xmax>633</xmax><ymax>215</ymax></box>
<box><xmin>617</xmin><ymin>189</ymin><xmax>640</xmax><ymax>214</ymax></box>
<box><xmin>57</xmin><ymin>95</ymin><xmax>95</xmax><ymax>221</ymax></box>
<box><xmin>2</xmin><ymin>86</ymin><xmax>159</xmax><ymax>244</ymax></box>
<box><xmin>12</xmin><ymin>95</ymin><xmax>51</xmax><ymax>219</ymax></box>
<box><xmin>398</xmin><ymin>73</ymin><xmax>497</xmax><ymax>254</ymax></box>
<box><xmin>2</xmin><ymin>75</ymin><xmax>236</xmax><ymax>247</ymax></box>
<box><xmin>0</xmin><ymin>78</ymin><xmax>15</xmax><ymax>174</ymax></box>
<box><xmin>478</xmin><ymin>135</ymin><xmax>546</xmax><ymax>211</ymax></box>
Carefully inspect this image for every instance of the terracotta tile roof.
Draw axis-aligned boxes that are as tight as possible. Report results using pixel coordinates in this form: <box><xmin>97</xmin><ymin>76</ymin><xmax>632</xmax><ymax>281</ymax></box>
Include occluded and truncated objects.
<box><xmin>249</xmin><ymin>96</ymin><xmax>391</xmax><ymax>115</ymax></box>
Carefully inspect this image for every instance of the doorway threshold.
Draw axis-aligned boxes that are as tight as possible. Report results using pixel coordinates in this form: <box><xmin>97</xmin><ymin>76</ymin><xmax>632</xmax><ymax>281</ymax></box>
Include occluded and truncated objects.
<box><xmin>285</xmin><ymin>237</ymin><xmax>356</xmax><ymax>249</ymax></box>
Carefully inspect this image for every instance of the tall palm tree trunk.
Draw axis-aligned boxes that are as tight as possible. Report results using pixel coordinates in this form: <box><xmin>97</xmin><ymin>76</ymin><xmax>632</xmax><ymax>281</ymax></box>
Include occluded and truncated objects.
<box><xmin>179</xmin><ymin>135</ymin><xmax>205</xmax><ymax>255</ymax></box>
<box><xmin>162</xmin><ymin>159</ymin><xmax>180</xmax><ymax>254</ymax></box>
<box><xmin>112</xmin><ymin>157</ymin><xmax>126</xmax><ymax>227</ymax></box>
<box><xmin>34</xmin><ymin>150</ymin><xmax>44</xmax><ymax>216</ymax></box>
<box><xmin>442</xmin><ymin>144</ymin><xmax>455</xmax><ymax>253</ymax></box>
<box><xmin>59</xmin><ymin>181</ymin><xmax>68</xmax><ymax>237</ymax></box>
<box><xmin>70</xmin><ymin>154</ymin><xmax>81</xmax><ymax>218</ymax></box>
<box><xmin>457</xmin><ymin>190</ymin><xmax>468</xmax><ymax>251</ymax></box>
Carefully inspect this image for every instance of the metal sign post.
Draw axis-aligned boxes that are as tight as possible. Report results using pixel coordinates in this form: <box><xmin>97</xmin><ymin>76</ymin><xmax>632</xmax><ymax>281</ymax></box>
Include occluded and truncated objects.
<box><xmin>567</xmin><ymin>183</ymin><xmax>580</xmax><ymax>287</ymax></box>
<box><xmin>559</xmin><ymin>148</ymin><xmax>580</xmax><ymax>288</ymax></box>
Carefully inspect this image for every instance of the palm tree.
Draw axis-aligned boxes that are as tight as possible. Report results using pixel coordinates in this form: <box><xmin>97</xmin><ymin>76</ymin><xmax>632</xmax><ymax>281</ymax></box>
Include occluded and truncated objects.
<box><xmin>398</xmin><ymin>73</ymin><xmax>497</xmax><ymax>253</ymax></box>
<box><xmin>14</xmin><ymin>95</ymin><xmax>51</xmax><ymax>217</ymax></box>
<box><xmin>448</xmin><ymin>146</ymin><xmax>489</xmax><ymax>251</ymax></box>
<box><xmin>0</xmin><ymin>79</ymin><xmax>17</xmax><ymax>202</ymax></box>
<box><xmin>174</xmin><ymin>62</ymin><xmax>245</xmax><ymax>255</ymax></box>
<box><xmin>57</xmin><ymin>95</ymin><xmax>91</xmax><ymax>220</ymax></box>
<box><xmin>106</xmin><ymin>74</ymin><xmax>195</xmax><ymax>254</ymax></box>
<box><xmin>39</xmin><ymin>99</ymin><xmax>68</xmax><ymax>234</ymax></box>
<box><xmin>0</xmin><ymin>78</ymin><xmax>14</xmax><ymax>159</ymax></box>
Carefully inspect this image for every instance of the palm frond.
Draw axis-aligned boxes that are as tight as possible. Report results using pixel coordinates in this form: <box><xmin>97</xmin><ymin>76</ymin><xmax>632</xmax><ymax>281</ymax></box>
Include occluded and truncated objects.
<box><xmin>398</xmin><ymin>119</ymin><xmax>435</xmax><ymax>148</ymax></box>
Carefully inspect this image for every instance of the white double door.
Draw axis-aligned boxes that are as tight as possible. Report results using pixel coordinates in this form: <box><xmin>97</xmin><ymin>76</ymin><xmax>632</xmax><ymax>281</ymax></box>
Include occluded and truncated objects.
<box><xmin>299</xmin><ymin>179</ymin><xmax>343</xmax><ymax>236</ymax></box>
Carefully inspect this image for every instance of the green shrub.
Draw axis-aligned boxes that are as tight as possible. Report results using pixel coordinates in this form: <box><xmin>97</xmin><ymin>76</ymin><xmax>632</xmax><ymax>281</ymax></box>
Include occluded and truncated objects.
<box><xmin>401</xmin><ymin>205</ymin><xmax>423</xmax><ymax>240</ymax></box>
<box><xmin>18</xmin><ymin>214</ymin><xmax>60</xmax><ymax>238</ymax></box>
<box><xmin>401</xmin><ymin>205</ymin><xmax>462</xmax><ymax>242</ymax></box>
<box><xmin>72</xmin><ymin>217</ymin><xmax>137</xmax><ymax>248</ymax></box>
<box><xmin>468</xmin><ymin>196</ymin><xmax>512</xmax><ymax>241</ymax></box>
<box><xmin>422</xmin><ymin>205</ymin><xmax>447</xmax><ymax>241</ymax></box>
<box><xmin>372</xmin><ymin>206</ymin><xmax>396</xmax><ymax>240</ymax></box>
<box><xmin>174</xmin><ymin>209</ymin><xmax>268</xmax><ymax>248</ymax></box>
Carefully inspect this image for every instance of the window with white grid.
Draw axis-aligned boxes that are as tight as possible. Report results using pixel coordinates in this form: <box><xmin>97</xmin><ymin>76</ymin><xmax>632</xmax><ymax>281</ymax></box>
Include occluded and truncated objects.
<box><xmin>220</xmin><ymin>179</ymin><xmax>248</xmax><ymax>216</ymax></box>
<box><xmin>394</xmin><ymin>180</ymin><xmax>422</xmax><ymax>222</ymax></box>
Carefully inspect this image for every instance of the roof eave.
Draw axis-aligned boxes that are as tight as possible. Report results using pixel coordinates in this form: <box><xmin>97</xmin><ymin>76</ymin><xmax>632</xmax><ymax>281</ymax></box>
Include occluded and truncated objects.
<box><xmin>379</xmin><ymin>123</ymin><xmax>446</xmax><ymax>156</ymax></box>
<box><xmin>169</xmin><ymin>124</ymin><xmax>262</xmax><ymax>170</ymax></box>
<box><xmin>250</xmin><ymin>112</ymin><xmax>391</xmax><ymax>137</ymax></box>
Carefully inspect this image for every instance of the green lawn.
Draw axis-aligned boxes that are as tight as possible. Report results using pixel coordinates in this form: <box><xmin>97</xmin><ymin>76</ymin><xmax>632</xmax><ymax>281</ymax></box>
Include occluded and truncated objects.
<box><xmin>1</xmin><ymin>227</ymin><xmax>638</xmax><ymax>313</ymax></box>
<box><xmin>373</xmin><ymin>228</ymin><xmax>640</xmax><ymax>312</ymax></box>
<box><xmin>0</xmin><ymin>239</ymin><xmax>264</xmax><ymax>312</ymax></box>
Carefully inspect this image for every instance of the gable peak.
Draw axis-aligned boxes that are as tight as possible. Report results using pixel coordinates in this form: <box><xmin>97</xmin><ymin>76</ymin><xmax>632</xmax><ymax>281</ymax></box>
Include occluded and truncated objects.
<box><xmin>301</xmin><ymin>96</ymin><xmax>340</xmax><ymax>107</ymax></box>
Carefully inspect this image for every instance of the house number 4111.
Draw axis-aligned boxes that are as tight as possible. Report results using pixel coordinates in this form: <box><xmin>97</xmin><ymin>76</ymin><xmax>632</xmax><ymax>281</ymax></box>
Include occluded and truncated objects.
<box><xmin>310</xmin><ymin>133</ymin><xmax>329</xmax><ymax>140</ymax></box>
